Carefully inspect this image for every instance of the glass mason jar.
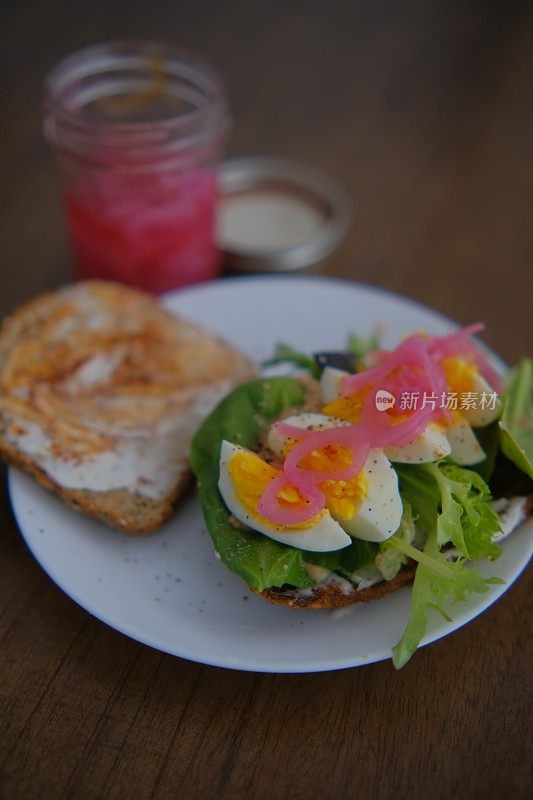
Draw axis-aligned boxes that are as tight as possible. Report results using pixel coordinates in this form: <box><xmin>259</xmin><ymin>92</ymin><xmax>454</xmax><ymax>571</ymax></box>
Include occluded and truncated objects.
<box><xmin>44</xmin><ymin>41</ymin><xmax>231</xmax><ymax>293</ymax></box>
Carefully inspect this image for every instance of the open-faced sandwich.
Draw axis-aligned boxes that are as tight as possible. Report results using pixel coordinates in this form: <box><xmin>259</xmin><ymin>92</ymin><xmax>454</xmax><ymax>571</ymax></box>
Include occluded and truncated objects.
<box><xmin>0</xmin><ymin>281</ymin><xmax>253</xmax><ymax>532</ymax></box>
<box><xmin>191</xmin><ymin>325</ymin><xmax>533</xmax><ymax>667</ymax></box>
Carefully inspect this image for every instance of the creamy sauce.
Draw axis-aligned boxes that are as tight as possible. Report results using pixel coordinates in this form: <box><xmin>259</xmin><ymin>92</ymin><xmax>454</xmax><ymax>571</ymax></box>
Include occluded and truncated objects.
<box><xmin>64</xmin><ymin>351</ymin><xmax>125</xmax><ymax>390</ymax></box>
<box><xmin>321</xmin><ymin>574</ymin><xmax>355</xmax><ymax>595</ymax></box>
<box><xmin>219</xmin><ymin>190</ymin><xmax>324</xmax><ymax>252</ymax></box>
<box><xmin>294</xmin><ymin>570</ymin><xmax>378</xmax><ymax>600</ymax></box>
<box><xmin>491</xmin><ymin>496</ymin><xmax>529</xmax><ymax>541</ymax></box>
<box><xmin>6</xmin><ymin>420</ymin><xmax>184</xmax><ymax>499</ymax></box>
<box><xmin>5</xmin><ymin>382</ymin><xmax>232</xmax><ymax>500</ymax></box>
<box><xmin>352</xmin><ymin>568</ymin><xmax>383</xmax><ymax>590</ymax></box>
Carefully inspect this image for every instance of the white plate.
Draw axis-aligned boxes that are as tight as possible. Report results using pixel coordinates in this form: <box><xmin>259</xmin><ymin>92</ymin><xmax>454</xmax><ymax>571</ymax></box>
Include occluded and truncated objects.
<box><xmin>8</xmin><ymin>277</ymin><xmax>533</xmax><ymax>672</ymax></box>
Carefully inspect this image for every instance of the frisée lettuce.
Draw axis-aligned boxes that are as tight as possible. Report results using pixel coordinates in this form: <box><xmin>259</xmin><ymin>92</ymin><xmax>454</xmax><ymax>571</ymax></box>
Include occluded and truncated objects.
<box><xmin>390</xmin><ymin>462</ymin><xmax>504</xmax><ymax>667</ymax></box>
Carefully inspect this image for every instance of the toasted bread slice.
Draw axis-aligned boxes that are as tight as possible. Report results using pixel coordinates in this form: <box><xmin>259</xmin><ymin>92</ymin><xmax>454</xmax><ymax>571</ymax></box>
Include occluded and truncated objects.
<box><xmin>0</xmin><ymin>281</ymin><xmax>254</xmax><ymax>532</ymax></box>
<box><xmin>259</xmin><ymin>562</ymin><xmax>417</xmax><ymax>609</ymax></box>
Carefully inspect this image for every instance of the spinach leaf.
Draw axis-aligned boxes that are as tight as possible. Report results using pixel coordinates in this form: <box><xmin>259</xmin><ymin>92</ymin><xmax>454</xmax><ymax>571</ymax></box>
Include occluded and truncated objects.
<box><xmin>191</xmin><ymin>377</ymin><xmax>316</xmax><ymax>592</ymax></box>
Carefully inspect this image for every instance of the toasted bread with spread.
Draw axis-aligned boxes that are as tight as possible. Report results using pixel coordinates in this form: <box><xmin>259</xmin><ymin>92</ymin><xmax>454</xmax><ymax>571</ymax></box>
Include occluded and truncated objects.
<box><xmin>0</xmin><ymin>281</ymin><xmax>254</xmax><ymax>532</ymax></box>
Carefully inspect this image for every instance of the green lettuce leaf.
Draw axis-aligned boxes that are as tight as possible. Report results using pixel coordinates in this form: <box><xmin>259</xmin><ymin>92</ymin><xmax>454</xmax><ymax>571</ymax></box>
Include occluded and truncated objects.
<box><xmin>190</xmin><ymin>377</ymin><xmax>314</xmax><ymax>592</ymax></box>
<box><xmin>498</xmin><ymin>358</ymin><xmax>533</xmax><ymax>480</ymax></box>
<box><xmin>391</xmin><ymin>530</ymin><xmax>503</xmax><ymax>669</ymax></box>
<box><xmin>303</xmin><ymin>540</ymin><xmax>375</xmax><ymax>581</ymax></box>
<box><xmin>375</xmin><ymin>501</ymin><xmax>416</xmax><ymax>581</ymax></box>
<box><xmin>262</xmin><ymin>343</ymin><xmax>321</xmax><ymax>379</ymax></box>
<box><xmin>472</xmin><ymin>420</ymin><xmax>500</xmax><ymax>481</ymax></box>
<box><xmin>346</xmin><ymin>331</ymin><xmax>381</xmax><ymax>361</ymax></box>
<box><xmin>398</xmin><ymin>462</ymin><xmax>501</xmax><ymax>560</ymax></box>
<box><xmin>391</xmin><ymin>462</ymin><xmax>504</xmax><ymax>667</ymax></box>
<box><xmin>264</xmin><ymin>333</ymin><xmax>383</xmax><ymax>379</ymax></box>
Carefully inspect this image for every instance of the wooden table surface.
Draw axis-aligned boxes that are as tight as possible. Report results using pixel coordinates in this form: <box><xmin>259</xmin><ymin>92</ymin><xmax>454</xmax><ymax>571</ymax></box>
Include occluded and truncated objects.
<box><xmin>1</xmin><ymin>2</ymin><xmax>532</xmax><ymax>798</ymax></box>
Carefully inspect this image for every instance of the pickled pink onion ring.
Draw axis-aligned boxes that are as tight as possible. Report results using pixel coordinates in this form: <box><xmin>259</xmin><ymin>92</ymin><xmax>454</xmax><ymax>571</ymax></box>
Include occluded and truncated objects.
<box><xmin>465</xmin><ymin>351</ymin><xmax>503</xmax><ymax>394</ymax></box>
<box><xmin>359</xmin><ymin>390</ymin><xmax>434</xmax><ymax>447</ymax></box>
<box><xmin>428</xmin><ymin>323</ymin><xmax>485</xmax><ymax>360</ymax></box>
<box><xmin>338</xmin><ymin>335</ymin><xmax>449</xmax><ymax>443</ymax></box>
<box><xmin>272</xmin><ymin>421</ymin><xmax>316</xmax><ymax>440</ymax></box>
<box><xmin>283</xmin><ymin>426</ymin><xmax>370</xmax><ymax>485</ymax></box>
<box><xmin>428</xmin><ymin>324</ymin><xmax>503</xmax><ymax>393</ymax></box>
<box><xmin>418</xmin><ymin>335</ymin><xmax>451</xmax><ymax>423</ymax></box>
<box><xmin>257</xmin><ymin>473</ymin><xmax>325</xmax><ymax>525</ymax></box>
<box><xmin>340</xmin><ymin>353</ymin><xmax>395</xmax><ymax>396</ymax></box>
<box><xmin>340</xmin><ymin>335</ymin><xmax>438</xmax><ymax>397</ymax></box>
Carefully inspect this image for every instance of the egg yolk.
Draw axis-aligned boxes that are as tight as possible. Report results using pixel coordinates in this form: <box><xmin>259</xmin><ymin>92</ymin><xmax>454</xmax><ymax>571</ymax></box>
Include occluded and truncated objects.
<box><xmin>297</xmin><ymin>441</ymin><xmax>352</xmax><ymax>471</ymax></box>
<box><xmin>323</xmin><ymin>389</ymin><xmax>410</xmax><ymax>427</ymax></box>
<box><xmin>227</xmin><ymin>450</ymin><xmax>324</xmax><ymax>530</ymax></box>
<box><xmin>321</xmin><ymin>475</ymin><xmax>368</xmax><ymax>521</ymax></box>
<box><xmin>441</xmin><ymin>356</ymin><xmax>476</xmax><ymax>395</ymax></box>
<box><xmin>322</xmin><ymin>392</ymin><xmax>366</xmax><ymax>423</ymax></box>
<box><xmin>283</xmin><ymin>440</ymin><xmax>368</xmax><ymax>521</ymax></box>
<box><xmin>228</xmin><ymin>444</ymin><xmax>369</xmax><ymax>530</ymax></box>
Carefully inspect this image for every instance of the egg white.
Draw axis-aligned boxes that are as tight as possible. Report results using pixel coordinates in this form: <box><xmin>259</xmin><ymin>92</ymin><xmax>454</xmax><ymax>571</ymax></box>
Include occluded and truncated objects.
<box><xmin>384</xmin><ymin>425</ymin><xmax>451</xmax><ymax>464</ymax></box>
<box><xmin>218</xmin><ymin>440</ymin><xmax>352</xmax><ymax>552</ymax></box>
<box><xmin>347</xmin><ymin>447</ymin><xmax>403</xmax><ymax>542</ymax></box>
<box><xmin>320</xmin><ymin>366</ymin><xmax>348</xmax><ymax>403</ymax></box>
<box><xmin>457</xmin><ymin>372</ymin><xmax>502</xmax><ymax>427</ymax></box>
<box><xmin>267</xmin><ymin>412</ymin><xmax>349</xmax><ymax>456</ymax></box>
<box><xmin>444</xmin><ymin>414</ymin><xmax>486</xmax><ymax>464</ymax></box>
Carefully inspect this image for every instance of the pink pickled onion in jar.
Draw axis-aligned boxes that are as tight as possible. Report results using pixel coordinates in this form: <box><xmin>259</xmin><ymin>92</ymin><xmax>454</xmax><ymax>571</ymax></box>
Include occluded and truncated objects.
<box><xmin>44</xmin><ymin>41</ymin><xmax>231</xmax><ymax>293</ymax></box>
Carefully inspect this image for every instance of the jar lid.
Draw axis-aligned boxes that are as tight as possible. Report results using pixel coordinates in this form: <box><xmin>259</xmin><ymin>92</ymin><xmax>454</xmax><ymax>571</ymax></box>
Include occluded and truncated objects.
<box><xmin>217</xmin><ymin>157</ymin><xmax>351</xmax><ymax>272</ymax></box>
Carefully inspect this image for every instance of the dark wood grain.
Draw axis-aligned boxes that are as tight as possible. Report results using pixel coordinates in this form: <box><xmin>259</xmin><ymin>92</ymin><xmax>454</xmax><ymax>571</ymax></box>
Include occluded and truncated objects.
<box><xmin>0</xmin><ymin>1</ymin><xmax>532</xmax><ymax>799</ymax></box>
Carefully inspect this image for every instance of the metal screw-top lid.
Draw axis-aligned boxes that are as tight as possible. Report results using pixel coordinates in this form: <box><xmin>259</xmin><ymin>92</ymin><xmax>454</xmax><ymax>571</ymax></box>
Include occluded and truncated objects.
<box><xmin>217</xmin><ymin>157</ymin><xmax>351</xmax><ymax>272</ymax></box>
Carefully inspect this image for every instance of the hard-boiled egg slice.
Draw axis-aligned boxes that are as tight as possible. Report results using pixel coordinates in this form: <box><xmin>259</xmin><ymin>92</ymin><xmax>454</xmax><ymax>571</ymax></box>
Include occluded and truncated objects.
<box><xmin>342</xmin><ymin>447</ymin><xmax>403</xmax><ymax>542</ymax></box>
<box><xmin>441</xmin><ymin>357</ymin><xmax>502</xmax><ymax>427</ymax></box>
<box><xmin>218</xmin><ymin>440</ymin><xmax>351</xmax><ymax>552</ymax></box>
<box><xmin>320</xmin><ymin>366</ymin><xmax>349</xmax><ymax>403</ymax></box>
<box><xmin>459</xmin><ymin>372</ymin><xmax>502</xmax><ymax>427</ymax></box>
<box><xmin>267</xmin><ymin>412</ymin><xmax>349</xmax><ymax>456</ymax></box>
<box><xmin>384</xmin><ymin>424</ymin><xmax>451</xmax><ymax>464</ymax></box>
<box><xmin>320</xmin><ymin>373</ymin><xmax>453</xmax><ymax>464</ymax></box>
<box><xmin>267</xmin><ymin>413</ymin><xmax>402</xmax><ymax>542</ymax></box>
<box><xmin>444</xmin><ymin>414</ymin><xmax>485</xmax><ymax>465</ymax></box>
